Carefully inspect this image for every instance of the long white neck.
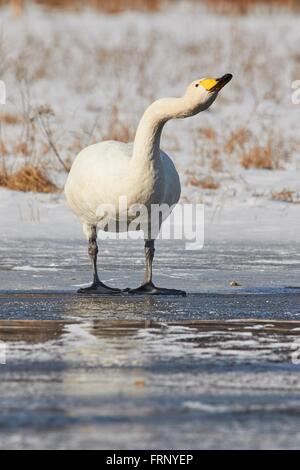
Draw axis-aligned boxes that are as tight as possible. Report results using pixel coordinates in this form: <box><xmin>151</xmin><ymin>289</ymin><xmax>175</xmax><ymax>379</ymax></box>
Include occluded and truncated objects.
<box><xmin>130</xmin><ymin>97</ymin><xmax>191</xmax><ymax>169</ymax></box>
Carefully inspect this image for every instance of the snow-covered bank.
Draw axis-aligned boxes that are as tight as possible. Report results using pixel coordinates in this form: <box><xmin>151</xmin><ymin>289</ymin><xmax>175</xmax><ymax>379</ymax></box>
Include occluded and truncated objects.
<box><xmin>0</xmin><ymin>185</ymin><xmax>299</xmax><ymax>242</ymax></box>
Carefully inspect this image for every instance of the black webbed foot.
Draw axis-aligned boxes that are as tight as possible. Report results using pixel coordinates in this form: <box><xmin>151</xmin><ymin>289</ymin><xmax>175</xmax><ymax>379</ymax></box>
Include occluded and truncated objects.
<box><xmin>78</xmin><ymin>281</ymin><xmax>126</xmax><ymax>295</ymax></box>
<box><xmin>128</xmin><ymin>282</ymin><xmax>186</xmax><ymax>297</ymax></box>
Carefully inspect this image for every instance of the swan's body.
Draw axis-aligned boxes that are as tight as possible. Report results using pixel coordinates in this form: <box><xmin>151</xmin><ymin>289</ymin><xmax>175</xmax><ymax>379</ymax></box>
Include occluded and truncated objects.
<box><xmin>65</xmin><ymin>74</ymin><xmax>232</xmax><ymax>295</ymax></box>
<box><xmin>65</xmin><ymin>141</ymin><xmax>180</xmax><ymax>232</ymax></box>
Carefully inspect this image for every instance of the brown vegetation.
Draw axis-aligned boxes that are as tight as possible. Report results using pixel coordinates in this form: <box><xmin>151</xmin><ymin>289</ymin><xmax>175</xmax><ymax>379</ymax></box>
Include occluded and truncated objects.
<box><xmin>3</xmin><ymin>0</ymin><xmax>165</xmax><ymax>13</ymax></box>
<box><xmin>271</xmin><ymin>189</ymin><xmax>300</xmax><ymax>204</ymax></box>
<box><xmin>210</xmin><ymin>154</ymin><xmax>223</xmax><ymax>173</ymax></box>
<box><xmin>102</xmin><ymin>105</ymin><xmax>134</xmax><ymax>143</ymax></box>
<box><xmin>0</xmin><ymin>113</ymin><xmax>23</xmax><ymax>125</ymax></box>
<box><xmin>188</xmin><ymin>175</ymin><xmax>220</xmax><ymax>190</ymax></box>
<box><xmin>200</xmin><ymin>127</ymin><xmax>217</xmax><ymax>141</ymax></box>
<box><xmin>3</xmin><ymin>0</ymin><xmax>300</xmax><ymax>14</ymax></box>
<box><xmin>13</xmin><ymin>142</ymin><xmax>30</xmax><ymax>156</ymax></box>
<box><xmin>0</xmin><ymin>139</ymin><xmax>8</xmax><ymax>156</ymax></box>
<box><xmin>240</xmin><ymin>140</ymin><xmax>279</xmax><ymax>170</ymax></box>
<box><xmin>204</xmin><ymin>0</ymin><xmax>300</xmax><ymax>14</ymax></box>
<box><xmin>225</xmin><ymin>128</ymin><xmax>249</xmax><ymax>155</ymax></box>
<box><xmin>0</xmin><ymin>165</ymin><xmax>57</xmax><ymax>193</ymax></box>
<box><xmin>224</xmin><ymin>127</ymin><xmax>284</xmax><ymax>170</ymax></box>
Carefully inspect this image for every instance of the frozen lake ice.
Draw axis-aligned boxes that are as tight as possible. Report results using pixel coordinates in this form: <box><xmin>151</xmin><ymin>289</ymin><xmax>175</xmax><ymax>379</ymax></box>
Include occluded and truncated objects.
<box><xmin>1</xmin><ymin>239</ymin><xmax>300</xmax><ymax>449</ymax></box>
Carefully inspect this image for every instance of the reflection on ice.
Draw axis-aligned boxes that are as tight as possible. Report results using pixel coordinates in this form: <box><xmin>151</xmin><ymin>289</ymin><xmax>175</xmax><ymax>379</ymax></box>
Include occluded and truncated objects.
<box><xmin>2</xmin><ymin>319</ymin><xmax>300</xmax><ymax>366</ymax></box>
<box><xmin>1</xmin><ymin>318</ymin><xmax>300</xmax><ymax>449</ymax></box>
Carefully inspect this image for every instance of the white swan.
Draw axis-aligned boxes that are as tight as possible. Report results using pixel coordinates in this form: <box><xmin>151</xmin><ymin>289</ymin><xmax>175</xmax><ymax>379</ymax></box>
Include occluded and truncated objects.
<box><xmin>65</xmin><ymin>74</ymin><xmax>232</xmax><ymax>295</ymax></box>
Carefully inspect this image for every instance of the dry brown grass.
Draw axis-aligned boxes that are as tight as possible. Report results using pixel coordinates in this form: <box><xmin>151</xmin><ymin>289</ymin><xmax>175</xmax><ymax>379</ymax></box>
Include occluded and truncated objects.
<box><xmin>271</xmin><ymin>189</ymin><xmax>300</xmax><ymax>204</ymax></box>
<box><xmin>224</xmin><ymin>127</ymin><xmax>285</xmax><ymax>170</ymax></box>
<box><xmin>210</xmin><ymin>154</ymin><xmax>223</xmax><ymax>173</ymax></box>
<box><xmin>102</xmin><ymin>105</ymin><xmax>134</xmax><ymax>143</ymax></box>
<box><xmin>240</xmin><ymin>140</ymin><xmax>279</xmax><ymax>170</ymax></box>
<box><xmin>0</xmin><ymin>113</ymin><xmax>23</xmax><ymax>125</ymax></box>
<box><xmin>188</xmin><ymin>175</ymin><xmax>220</xmax><ymax>190</ymax></box>
<box><xmin>204</xmin><ymin>0</ymin><xmax>300</xmax><ymax>14</ymax></box>
<box><xmin>5</xmin><ymin>0</ymin><xmax>165</xmax><ymax>12</ymax></box>
<box><xmin>13</xmin><ymin>142</ymin><xmax>30</xmax><ymax>156</ymax></box>
<box><xmin>3</xmin><ymin>0</ymin><xmax>299</xmax><ymax>13</ymax></box>
<box><xmin>0</xmin><ymin>139</ymin><xmax>8</xmax><ymax>156</ymax></box>
<box><xmin>225</xmin><ymin>128</ymin><xmax>249</xmax><ymax>154</ymax></box>
<box><xmin>200</xmin><ymin>127</ymin><xmax>217</xmax><ymax>141</ymax></box>
<box><xmin>91</xmin><ymin>0</ymin><xmax>163</xmax><ymax>12</ymax></box>
<box><xmin>0</xmin><ymin>165</ymin><xmax>57</xmax><ymax>193</ymax></box>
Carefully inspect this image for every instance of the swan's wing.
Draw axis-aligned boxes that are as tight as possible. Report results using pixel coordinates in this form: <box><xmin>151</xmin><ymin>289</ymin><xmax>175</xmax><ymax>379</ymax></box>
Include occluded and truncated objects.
<box><xmin>65</xmin><ymin>141</ymin><xmax>134</xmax><ymax>221</ymax></box>
<box><xmin>160</xmin><ymin>150</ymin><xmax>181</xmax><ymax>207</ymax></box>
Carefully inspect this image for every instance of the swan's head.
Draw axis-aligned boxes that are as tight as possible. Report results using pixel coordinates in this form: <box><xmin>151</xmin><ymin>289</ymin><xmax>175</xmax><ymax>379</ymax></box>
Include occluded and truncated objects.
<box><xmin>184</xmin><ymin>73</ymin><xmax>233</xmax><ymax>115</ymax></box>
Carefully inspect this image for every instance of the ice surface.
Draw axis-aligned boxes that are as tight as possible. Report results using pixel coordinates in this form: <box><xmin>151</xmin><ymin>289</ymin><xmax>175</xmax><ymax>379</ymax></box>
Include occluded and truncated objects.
<box><xmin>1</xmin><ymin>317</ymin><xmax>300</xmax><ymax>449</ymax></box>
<box><xmin>0</xmin><ymin>2</ymin><xmax>300</xmax><ymax>450</ymax></box>
<box><xmin>1</xmin><ymin>237</ymin><xmax>300</xmax><ymax>449</ymax></box>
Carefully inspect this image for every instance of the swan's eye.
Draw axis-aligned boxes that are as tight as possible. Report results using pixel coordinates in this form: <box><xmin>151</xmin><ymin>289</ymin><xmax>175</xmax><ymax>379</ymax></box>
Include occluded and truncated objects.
<box><xmin>195</xmin><ymin>84</ymin><xmax>199</xmax><ymax>88</ymax></box>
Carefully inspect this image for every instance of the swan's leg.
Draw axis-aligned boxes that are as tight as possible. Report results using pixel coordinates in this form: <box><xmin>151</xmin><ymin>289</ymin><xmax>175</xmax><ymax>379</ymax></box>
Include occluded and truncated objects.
<box><xmin>78</xmin><ymin>225</ymin><xmax>123</xmax><ymax>295</ymax></box>
<box><xmin>129</xmin><ymin>239</ymin><xmax>186</xmax><ymax>297</ymax></box>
